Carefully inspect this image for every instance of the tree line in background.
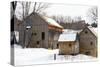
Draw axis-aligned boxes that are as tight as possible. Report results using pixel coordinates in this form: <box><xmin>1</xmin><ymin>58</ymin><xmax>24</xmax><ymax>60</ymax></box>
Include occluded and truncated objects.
<box><xmin>87</xmin><ymin>6</ymin><xmax>98</xmax><ymax>27</ymax></box>
<box><xmin>11</xmin><ymin>1</ymin><xmax>98</xmax><ymax>29</ymax></box>
<box><xmin>51</xmin><ymin>6</ymin><xmax>98</xmax><ymax>29</ymax></box>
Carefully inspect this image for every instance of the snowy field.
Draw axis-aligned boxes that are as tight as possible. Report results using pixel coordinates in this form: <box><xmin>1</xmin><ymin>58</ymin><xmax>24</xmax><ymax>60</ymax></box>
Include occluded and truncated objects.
<box><xmin>13</xmin><ymin>45</ymin><xmax>97</xmax><ymax>66</ymax></box>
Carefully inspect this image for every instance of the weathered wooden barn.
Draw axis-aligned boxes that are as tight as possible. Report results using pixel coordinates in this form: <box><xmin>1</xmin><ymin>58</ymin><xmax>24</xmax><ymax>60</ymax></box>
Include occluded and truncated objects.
<box><xmin>79</xmin><ymin>26</ymin><xmax>97</xmax><ymax>57</ymax></box>
<box><xmin>58</xmin><ymin>32</ymin><xmax>79</xmax><ymax>55</ymax></box>
<box><xmin>12</xmin><ymin>15</ymin><xmax>34</xmax><ymax>48</ymax></box>
<box><xmin>24</xmin><ymin>13</ymin><xmax>63</xmax><ymax>49</ymax></box>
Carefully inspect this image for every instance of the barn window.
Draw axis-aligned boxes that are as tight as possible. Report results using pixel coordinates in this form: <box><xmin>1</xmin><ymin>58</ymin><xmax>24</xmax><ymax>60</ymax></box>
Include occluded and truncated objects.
<box><xmin>85</xmin><ymin>31</ymin><xmax>88</xmax><ymax>34</ymax></box>
<box><xmin>57</xmin><ymin>44</ymin><xmax>59</xmax><ymax>48</ymax></box>
<box><xmin>42</xmin><ymin>32</ymin><xmax>45</xmax><ymax>40</ymax></box>
<box><xmin>85</xmin><ymin>51</ymin><xmax>90</xmax><ymax>55</ymax></box>
<box><xmin>37</xmin><ymin>41</ymin><xmax>39</xmax><ymax>44</ymax></box>
<box><xmin>33</xmin><ymin>33</ymin><xmax>37</xmax><ymax>35</ymax></box>
<box><xmin>90</xmin><ymin>42</ymin><xmax>93</xmax><ymax>45</ymax></box>
<box><xmin>69</xmin><ymin>43</ymin><xmax>72</xmax><ymax>47</ymax></box>
<box><xmin>26</xmin><ymin>27</ymin><xmax>29</xmax><ymax>30</ymax></box>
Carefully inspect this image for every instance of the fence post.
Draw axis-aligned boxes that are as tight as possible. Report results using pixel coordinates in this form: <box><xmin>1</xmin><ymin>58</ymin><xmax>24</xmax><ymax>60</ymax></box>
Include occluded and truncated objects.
<box><xmin>54</xmin><ymin>54</ymin><xmax>56</xmax><ymax>60</ymax></box>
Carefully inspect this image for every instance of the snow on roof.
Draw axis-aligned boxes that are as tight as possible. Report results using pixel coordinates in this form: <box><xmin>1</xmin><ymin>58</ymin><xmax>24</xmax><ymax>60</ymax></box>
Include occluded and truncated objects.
<box><xmin>42</xmin><ymin>16</ymin><xmax>63</xmax><ymax>28</ymax></box>
<box><xmin>63</xmin><ymin>29</ymin><xmax>82</xmax><ymax>34</ymax></box>
<box><xmin>58</xmin><ymin>33</ymin><xmax>77</xmax><ymax>42</ymax></box>
<box><xmin>88</xmin><ymin>26</ymin><xmax>98</xmax><ymax>37</ymax></box>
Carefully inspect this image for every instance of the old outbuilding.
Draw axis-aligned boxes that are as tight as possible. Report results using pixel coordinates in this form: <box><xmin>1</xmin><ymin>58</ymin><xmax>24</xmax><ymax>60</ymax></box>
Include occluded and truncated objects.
<box><xmin>58</xmin><ymin>32</ymin><xmax>79</xmax><ymax>55</ymax></box>
<box><xmin>79</xmin><ymin>26</ymin><xmax>97</xmax><ymax>57</ymax></box>
<box><xmin>25</xmin><ymin>13</ymin><xmax>63</xmax><ymax>49</ymax></box>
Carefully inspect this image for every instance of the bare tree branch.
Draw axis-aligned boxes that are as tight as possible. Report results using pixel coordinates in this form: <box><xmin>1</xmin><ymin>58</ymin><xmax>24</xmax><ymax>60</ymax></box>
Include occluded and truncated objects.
<box><xmin>11</xmin><ymin>1</ymin><xmax>17</xmax><ymax>18</ymax></box>
<box><xmin>32</xmin><ymin>2</ymin><xmax>49</xmax><ymax>13</ymax></box>
<box><xmin>18</xmin><ymin>1</ymin><xmax>31</xmax><ymax>20</ymax></box>
<box><xmin>33</xmin><ymin>2</ymin><xmax>37</xmax><ymax>13</ymax></box>
<box><xmin>87</xmin><ymin>7</ymin><xmax>98</xmax><ymax>23</ymax></box>
<box><xmin>25</xmin><ymin>2</ymin><xmax>31</xmax><ymax>17</ymax></box>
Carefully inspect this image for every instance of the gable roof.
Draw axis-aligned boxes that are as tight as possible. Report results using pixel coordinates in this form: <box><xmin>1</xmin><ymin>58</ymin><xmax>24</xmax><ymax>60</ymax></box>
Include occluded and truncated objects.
<box><xmin>88</xmin><ymin>26</ymin><xmax>98</xmax><ymax>37</ymax></box>
<box><xmin>80</xmin><ymin>26</ymin><xmax>98</xmax><ymax>37</ymax></box>
<box><xmin>58</xmin><ymin>33</ymin><xmax>77</xmax><ymax>42</ymax></box>
<box><xmin>41</xmin><ymin>16</ymin><xmax>63</xmax><ymax>29</ymax></box>
<box><xmin>25</xmin><ymin>13</ymin><xmax>63</xmax><ymax>29</ymax></box>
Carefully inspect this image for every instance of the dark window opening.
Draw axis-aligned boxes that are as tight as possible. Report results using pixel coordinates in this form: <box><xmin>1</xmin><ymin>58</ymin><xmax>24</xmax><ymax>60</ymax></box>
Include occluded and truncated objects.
<box><xmin>85</xmin><ymin>51</ymin><xmax>90</xmax><ymax>55</ymax></box>
<box><xmin>69</xmin><ymin>44</ymin><xmax>72</xmax><ymax>47</ymax></box>
<box><xmin>90</xmin><ymin>42</ymin><xmax>93</xmax><ymax>45</ymax></box>
<box><xmin>37</xmin><ymin>41</ymin><xmax>39</xmax><ymax>44</ymax></box>
<box><xmin>85</xmin><ymin>31</ymin><xmax>88</xmax><ymax>34</ymax></box>
<box><xmin>57</xmin><ymin>44</ymin><xmax>59</xmax><ymax>48</ymax></box>
<box><xmin>42</xmin><ymin>32</ymin><xmax>45</xmax><ymax>40</ymax></box>
<box><xmin>26</xmin><ymin>28</ymin><xmax>28</xmax><ymax>30</ymax></box>
<box><xmin>33</xmin><ymin>33</ymin><xmax>37</xmax><ymax>35</ymax></box>
<box><xmin>11</xmin><ymin>17</ymin><xmax>14</xmax><ymax>32</ymax></box>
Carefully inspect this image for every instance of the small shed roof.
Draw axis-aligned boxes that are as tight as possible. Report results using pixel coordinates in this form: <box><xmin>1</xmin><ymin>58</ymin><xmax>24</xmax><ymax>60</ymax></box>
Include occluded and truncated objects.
<box><xmin>58</xmin><ymin>33</ymin><xmax>77</xmax><ymax>42</ymax></box>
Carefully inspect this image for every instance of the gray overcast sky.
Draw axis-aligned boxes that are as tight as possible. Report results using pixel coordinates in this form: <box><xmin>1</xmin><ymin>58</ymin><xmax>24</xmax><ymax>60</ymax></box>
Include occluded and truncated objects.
<box><xmin>43</xmin><ymin>3</ymin><xmax>93</xmax><ymax>23</ymax></box>
<box><xmin>44</xmin><ymin>4</ymin><xmax>90</xmax><ymax>16</ymax></box>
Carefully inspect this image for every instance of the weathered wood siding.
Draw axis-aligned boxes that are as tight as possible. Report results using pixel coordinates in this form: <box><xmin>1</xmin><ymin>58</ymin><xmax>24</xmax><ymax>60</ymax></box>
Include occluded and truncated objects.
<box><xmin>21</xmin><ymin>13</ymin><xmax>62</xmax><ymax>49</ymax></box>
<box><xmin>14</xmin><ymin>18</ymin><xmax>25</xmax><ymax>47</ymax></box>
<box><xmin>59</xmin><ymin>41</ymin><xmax>79</xmax><ymax>55</ymax></box>
<box><xmin>27</xmin><ymin>14</ymin><xmax>49</xmax><ymax>48</ymax></box>
<box><xmin>79</xmin><ymin>28</ymin><xmax>97</xmax><ymax>57</ymax></box>
<box><xmin>48</xmin><ymin>30</ymin><xmax>61</xmax><ymax>49</ymax></box>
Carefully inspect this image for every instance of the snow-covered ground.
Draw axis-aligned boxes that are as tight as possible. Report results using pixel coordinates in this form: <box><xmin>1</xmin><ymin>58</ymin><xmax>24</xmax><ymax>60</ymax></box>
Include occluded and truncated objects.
<box><xmin>13</xmin><ymin>45</ymin><xmax>97</xmax><ymax>66</ymax></box>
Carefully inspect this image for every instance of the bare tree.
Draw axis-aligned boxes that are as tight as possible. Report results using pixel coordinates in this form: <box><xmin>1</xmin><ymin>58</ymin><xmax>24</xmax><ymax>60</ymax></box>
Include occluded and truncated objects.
<box><xmin>25</xmin><ymin>2</ymin><xmax>31</xmax><ymax>17</ymax></box>
<box><xmin>11</xmin><ymin>1</ymin><xmax>17</xmax><ymax>19</ymax></box>
<box><xmin>87</xmin><ymin>7</ymin><xmax>98</xmax><ymax>23</ymax></box>
<box><xmin>32</xmin><ymin>2</ymin><xmax>49</xmax><ymax>13</ymax></box>
<box><xmin>51</xmin><ymin>15</ymin><xmax>86</xmax><ymax>30</ymax></box>
<box><xmin>51</xmin><ymin>15</ymin><xmax>72</xmax><ymax>23</ymax></box>
<box><xmin>51</xmin><ymin>15</ymin><xmax>83</xmax><ymax>24</ymax></box>
<box><xmin>65</xmin><ymin>16</ymin><xmax>73</xmax><ymax>23</ymax></box>
<box><xmin>15</xmin><ymin>1</ymin><xmax>50</xmax><ymax>47</ymax></box>
<box><xmin>72</xmin><ymin>16</ymin><xmax>82</xmax><ymax>22</ymax></box>
<box><xmin>18</xmin><ymin>1</ymin><xmax>32</xmax><ymax>47</ymax></box>
<box><xmin>51</xmin><ymin>16</ymin><xmax>62</xmax><ymax>23</ymax></box>
<box><xmin>16</xmin><ymin>2</ymin><xmax>49</xmax><ymax>20</ymax></box>
<box><xmin>19</xmin><ymin>1</ymin><xmax>31</xmax><ymax>20</ymax></box>
<box><xmin>11</xmin><ymin>1</ymin><xmax>17</xmax><ymax>45</ymax></box>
